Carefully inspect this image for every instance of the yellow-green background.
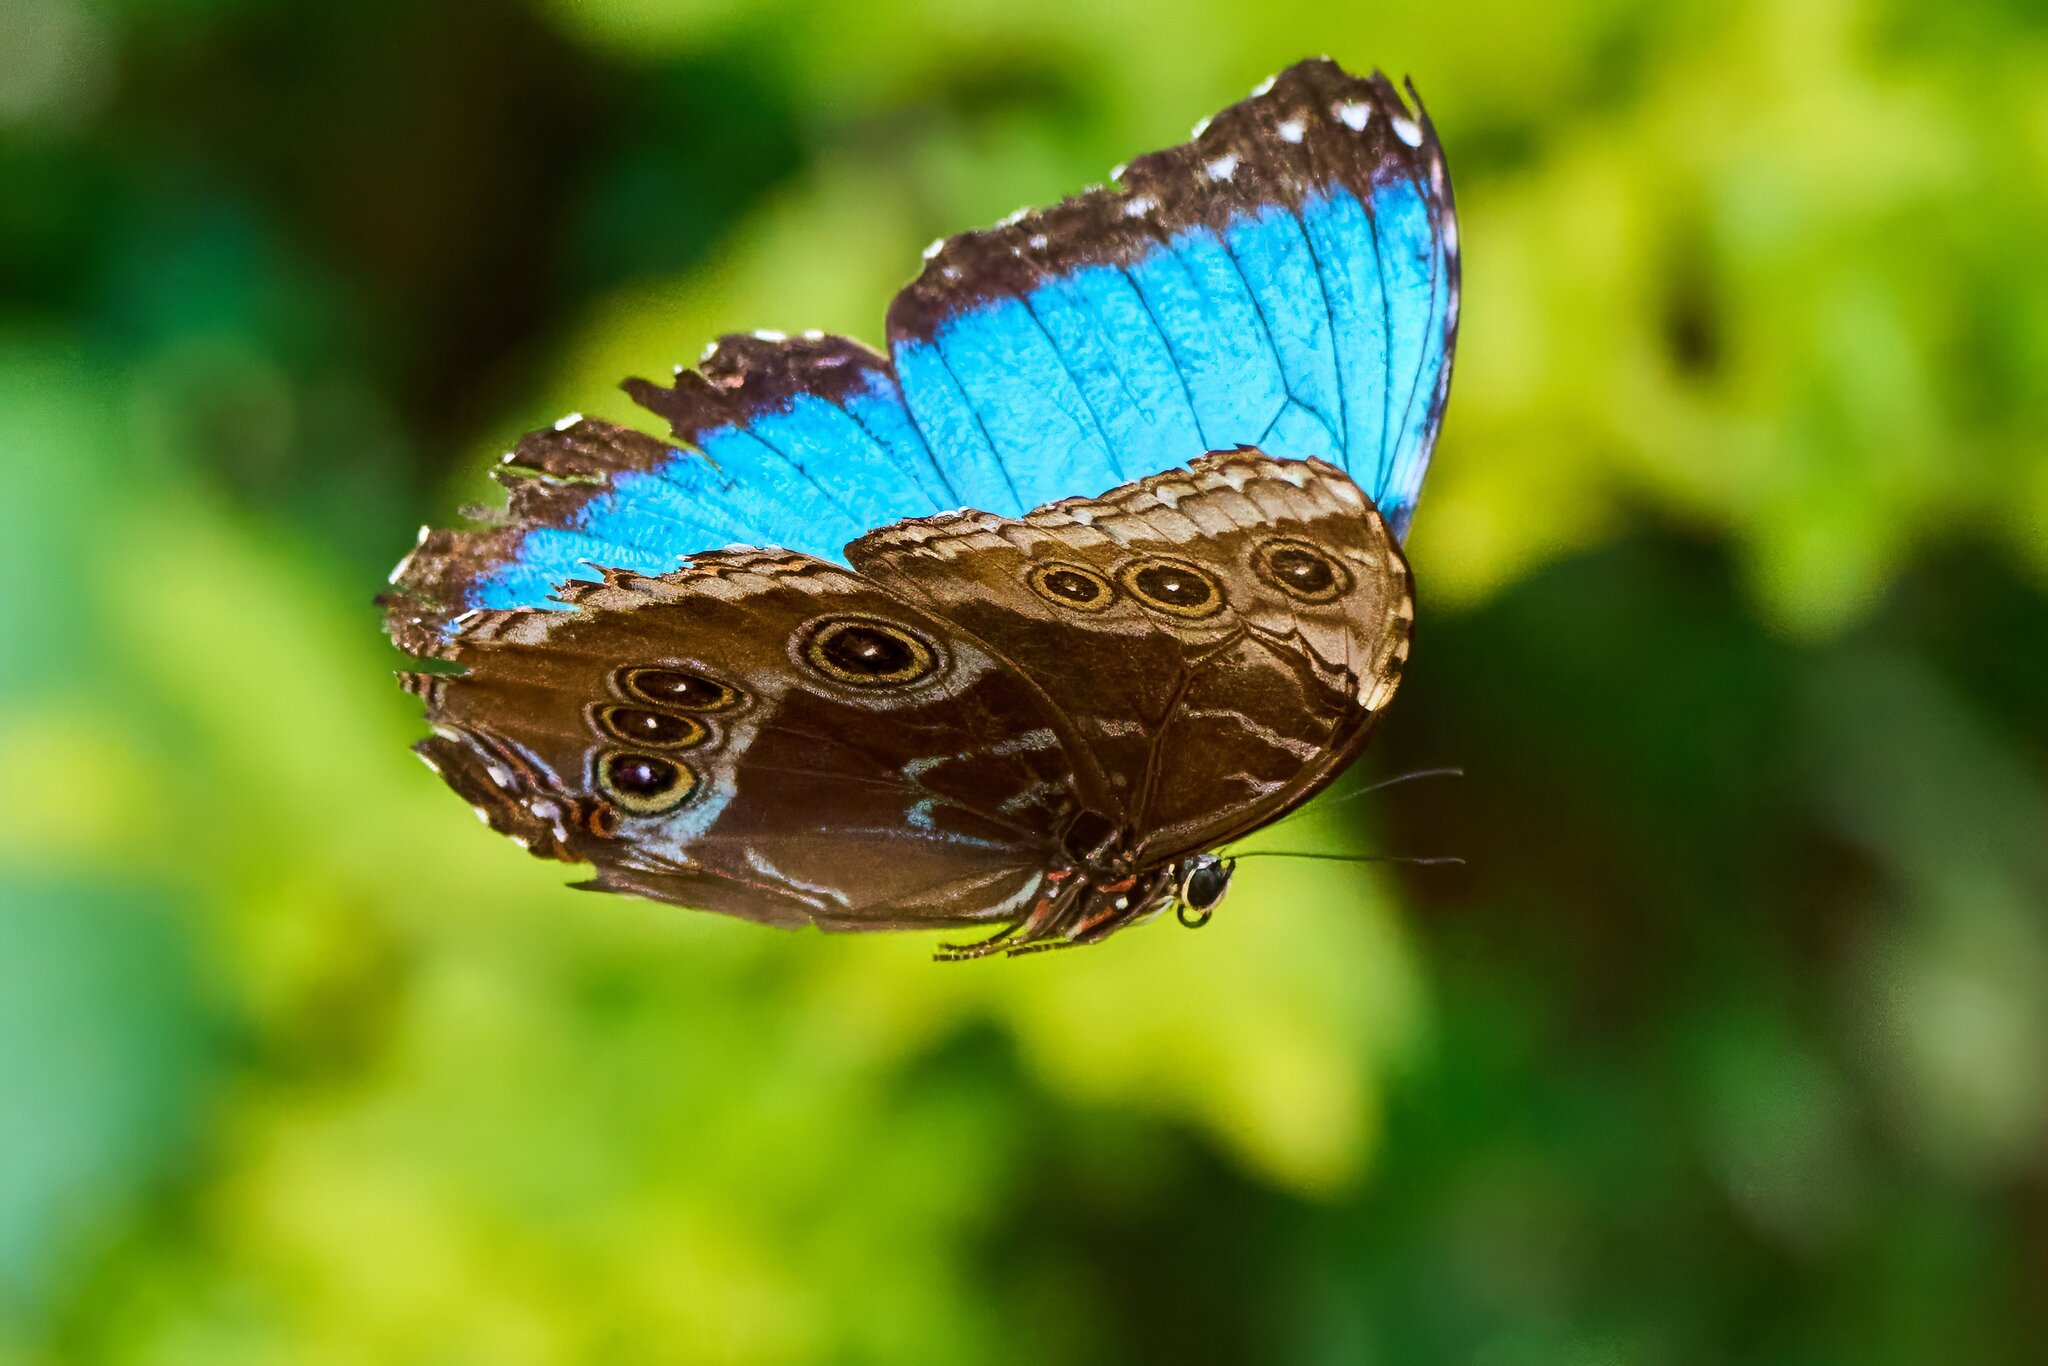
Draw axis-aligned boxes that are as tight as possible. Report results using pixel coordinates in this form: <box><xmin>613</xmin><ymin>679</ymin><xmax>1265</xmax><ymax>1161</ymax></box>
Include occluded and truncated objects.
<box><xmin>4</xmin><ymin>0</ymin><xmax>2046</xmax><ymax>1360</ymax></box>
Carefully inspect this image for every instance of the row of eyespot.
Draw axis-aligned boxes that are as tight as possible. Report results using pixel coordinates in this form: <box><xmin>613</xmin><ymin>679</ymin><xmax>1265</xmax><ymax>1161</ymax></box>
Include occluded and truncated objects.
<box><xmin>590</xmin><ymin>666</ymin><xmax>740</xmax><ymax>816</ymax></box>
<box><xmin>590</xmin><ymin>539</ymin><xmax>1354</xmax><ymax>817</ymax></box>
<box><xmin>587</xmin><ymin>617</ymin><xmax>948</xmax><ymax>815</ymax></box>
<box><xmin>1026</xmin><ymin>540</ymin><xmax>1351</xmax><ymax>617</ymax></box>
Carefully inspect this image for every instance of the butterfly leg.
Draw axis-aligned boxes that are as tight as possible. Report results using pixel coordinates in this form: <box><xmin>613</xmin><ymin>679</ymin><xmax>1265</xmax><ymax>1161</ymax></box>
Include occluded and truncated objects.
<box><xmin>1016</xmin><ymin>868</ymin><xmax>1176</xmax><ymax>952</ymax></box>
<box><xmin>932</xmin><ymin>925</ymin><xmax>1026</xmax><ymax>962</ymax></box>
<box><xmin>934</xmin><ymin>871</ymin><xmax>1082</xmax><ymax>962</ymax></box>
<box><xmin>1062</xmin><ymin>875</ymin><xmax>1141</xmax><ymax>944</ymax></box>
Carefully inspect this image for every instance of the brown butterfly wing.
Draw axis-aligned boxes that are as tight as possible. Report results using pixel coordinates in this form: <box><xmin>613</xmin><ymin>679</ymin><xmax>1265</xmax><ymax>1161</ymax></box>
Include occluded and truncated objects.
<box><xmin>404</xmin><ymin>549</ymin><xmax>1086</xmax><ymax>931</ymax></box>
<box><xmin>847</xmin><ymin>450</ymin><xmax>1413</xmax><ymax>865</ymax></box>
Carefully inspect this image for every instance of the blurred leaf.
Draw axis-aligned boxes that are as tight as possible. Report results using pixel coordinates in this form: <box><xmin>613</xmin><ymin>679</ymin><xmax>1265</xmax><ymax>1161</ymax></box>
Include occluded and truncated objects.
<box><xmin>0</xmin><ymin>879</ymin><xmax>216</xmax><ymax>1322</ymax></box>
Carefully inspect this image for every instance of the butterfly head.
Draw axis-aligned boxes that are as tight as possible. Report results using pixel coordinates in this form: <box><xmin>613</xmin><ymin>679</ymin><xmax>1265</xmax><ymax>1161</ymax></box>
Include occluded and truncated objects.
<box><xmin>1174</xmin><ymin>853</ymin><xmax>1234</xmax><ymax>929</ymax></box>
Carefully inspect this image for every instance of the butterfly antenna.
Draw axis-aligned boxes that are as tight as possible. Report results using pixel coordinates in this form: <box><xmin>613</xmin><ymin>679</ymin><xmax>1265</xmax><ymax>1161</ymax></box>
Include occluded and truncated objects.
<box><xmin>1331</xmin><ymin>765</ymin><xmax>1466</xmax><ymax>802</ymax></box>
<box><xmin>1227</xmin><ymin>851</ymin><xmax>1465</xmax><ymax>867</ymax></box>
<box><xmin>1259</xmin><ymin>766</ymin><xmax>1466</xmax><ymax>834</ymax></box>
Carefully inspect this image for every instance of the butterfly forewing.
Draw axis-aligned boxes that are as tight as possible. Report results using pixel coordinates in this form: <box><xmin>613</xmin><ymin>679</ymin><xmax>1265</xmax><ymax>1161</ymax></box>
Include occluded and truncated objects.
<box><xmin>851</xmin><ymin>452</ymin><xmax>1413</xmax><ymax>864</ymax></box>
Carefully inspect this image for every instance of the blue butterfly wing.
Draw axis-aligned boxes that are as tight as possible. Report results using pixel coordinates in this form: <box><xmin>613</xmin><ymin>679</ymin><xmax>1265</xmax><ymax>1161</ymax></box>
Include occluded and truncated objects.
<box><xmin>386</xmin><ymin>334</ymin><xmax>957</xmax><ymax>645</ymax></box>
<box><xmin>385</xmin><ymin>58</ymin><xmax>1457</xmax><ymax>650</ymax></box>
<box><xmin>888</xmin><ymin>59</ymin><xmax>1458</xmax><ymax>538</ymax></box>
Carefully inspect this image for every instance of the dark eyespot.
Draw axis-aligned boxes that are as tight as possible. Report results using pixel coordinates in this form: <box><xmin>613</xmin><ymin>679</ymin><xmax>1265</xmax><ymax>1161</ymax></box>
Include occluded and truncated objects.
<box><xmin>801</xmin><ymin>617</ymin><xmax>938</xmax><ymax>687</ymax></box>
<box><xmin>1253</xmin><ymin>538</ymin><xmax>1351</xmax><ymax>603</ymax></box>
<box><xmin>622</xmin><ymin>667</ymin><xmax>739</xmax><ymax>712</ymax></box>
<box><xmin>597</xmin><ymin>706</ymin><xmax>708</xmax><ymax>749</ymax></box>
<box><xmin>598</xmin><ymin>752</ymin><xmax>696</xmax><ymax>815</ymax></box>
<box><xmin>1027</xmin><ymin>562</ymin><xmax>1115</xmax><ymax>612</ymax></box>
<box><xmin>1120</xmin><ymin>556</ymin><xmax>1224</xmax><ymax>618</ymax></box>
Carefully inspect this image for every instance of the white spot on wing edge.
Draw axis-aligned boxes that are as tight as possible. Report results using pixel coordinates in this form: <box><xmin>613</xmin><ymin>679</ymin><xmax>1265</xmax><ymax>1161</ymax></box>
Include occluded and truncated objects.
<box><xmin>1335</xmin><ymin>100</ymin><xmax>1371</xmax><ymax>131</ymax></box>
<box><xmin>751</xmin><ymin>328</ymin><xmax>786</xmax><ymax>342</ymax></box>
<box><xmin>1391</xmin><ymin>115</ymin><xmax>1423</xmax><ymax>147</ymax></box>
<box><xmin>387</xmin><ymin>525</ymin><xmax>432</xmax><ymax>584</ymax></box>
<box><xmin>922</xmin><ymin>237</ymin><xmax>945</xmax><ymax>261</ymax></box>
<box><xmin>552</xmin><ymin>412</ymin><xmax>583</xmax><ymax>431</ymax></box>
<box><xmin>1190</xmin><ymin>115</ymin><xmax>1212</xmax><ymax>138</ymax></box>
<box><xmin>1251</xmin><ymin>74</ymin><xmax>1277</xmax><ymax>97</ymax></box>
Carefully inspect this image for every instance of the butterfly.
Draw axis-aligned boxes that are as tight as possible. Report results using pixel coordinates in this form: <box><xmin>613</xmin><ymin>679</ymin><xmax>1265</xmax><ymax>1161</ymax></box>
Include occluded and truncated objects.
<box><xmin>381</xmin><ymin>57</ymin><xmax>1459</xmax><ymax>957</ymax></box>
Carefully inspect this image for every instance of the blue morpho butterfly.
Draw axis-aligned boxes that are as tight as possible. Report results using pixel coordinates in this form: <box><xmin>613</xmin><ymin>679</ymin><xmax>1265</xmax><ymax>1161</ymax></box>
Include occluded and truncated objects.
<box><xmin>382</xmin><ymin>58</ymin><xmax>1459</xmax><ymax>958</ymax></box>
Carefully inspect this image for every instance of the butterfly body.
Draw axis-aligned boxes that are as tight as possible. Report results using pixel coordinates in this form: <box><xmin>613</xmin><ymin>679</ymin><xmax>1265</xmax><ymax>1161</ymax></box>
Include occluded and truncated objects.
<box><xmin>384</xmin><ymin>59</ymin><xmax>1456</xmax><ymax>954</ymax></box>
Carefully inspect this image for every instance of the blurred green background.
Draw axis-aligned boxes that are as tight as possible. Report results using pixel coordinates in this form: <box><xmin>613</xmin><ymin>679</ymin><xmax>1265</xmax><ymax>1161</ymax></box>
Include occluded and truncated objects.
<box><xmin>4</xmin><ymin>0</ymin><xmax>2046</xmax><ymax>1360</ymax></box>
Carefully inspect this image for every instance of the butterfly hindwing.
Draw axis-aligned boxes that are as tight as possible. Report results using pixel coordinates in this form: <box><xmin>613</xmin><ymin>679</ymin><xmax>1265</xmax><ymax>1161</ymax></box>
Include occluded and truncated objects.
<box><xmin>623</xmin><ymin>331</ymin><xmax>960</xmax><ymax>542</ymax></box>
<box><xmin>384</xmin><ymin>334</ymin><xmax>963</xmax><ymax>633</ymax></box>
<box><xmin>404</xmin><ymin>550</ymin><xmax>1092</xmax><ymax>930</ymax></box>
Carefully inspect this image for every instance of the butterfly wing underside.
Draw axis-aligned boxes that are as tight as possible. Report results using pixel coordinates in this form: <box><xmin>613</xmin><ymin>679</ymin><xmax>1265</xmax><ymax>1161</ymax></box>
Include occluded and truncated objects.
<box><xmin>404</xmin><ymin>552</ymin><xmax>1092</xmax><ymax>930</ymax></box>
<box><xmin>851</xmin><ymin>451</ymin><xmax>1414</xmax><ymax>864</ymax></box>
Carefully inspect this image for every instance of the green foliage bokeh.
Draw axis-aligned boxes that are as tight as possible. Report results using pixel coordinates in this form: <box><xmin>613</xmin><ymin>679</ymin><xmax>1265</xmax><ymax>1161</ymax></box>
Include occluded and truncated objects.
<box><xmin>2</xmin><ymin>0</ymin><xmax>2045</xmax><ymax>1360</ymax></box>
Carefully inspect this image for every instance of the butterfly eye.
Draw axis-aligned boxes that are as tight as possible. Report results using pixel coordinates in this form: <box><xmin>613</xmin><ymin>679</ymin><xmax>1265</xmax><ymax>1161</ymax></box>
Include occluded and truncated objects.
<box><xmin>1177</xmin><ymin>854</ymin><xmax>1233</xmax><ymax>913</ymax></box>
<box><xmin>1119</xmin><ymin>556</ymin><xmax>1224</xmax><ymax>618</ymax></box>
<box><xmin>597</xmin><ymin>706</ymin><xmax>708</xmax><ymax>749</ymax></box>
<box><xmin>1027</xmin><ymin>562</ymin><xmax>1116</xmax><ymax>612</ymax></box>
<box><xmin>597</xmin><ymin>752</ymin><xmax>697</xmax><ymax>815</ymax></box>
<box><xmin>1253</xmin><ymin>538</ymin><xmax>1351</xmax><ymax>603</ymax></box>
<box><xmin>621</xmin><ymin>667</ymin><xmax>740</xmax><ymax>712</ymax></box>
<box><xmin>800</xmin><ymin>617</ymin><xmax>939</xmax><ymax>688</ymax></box>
